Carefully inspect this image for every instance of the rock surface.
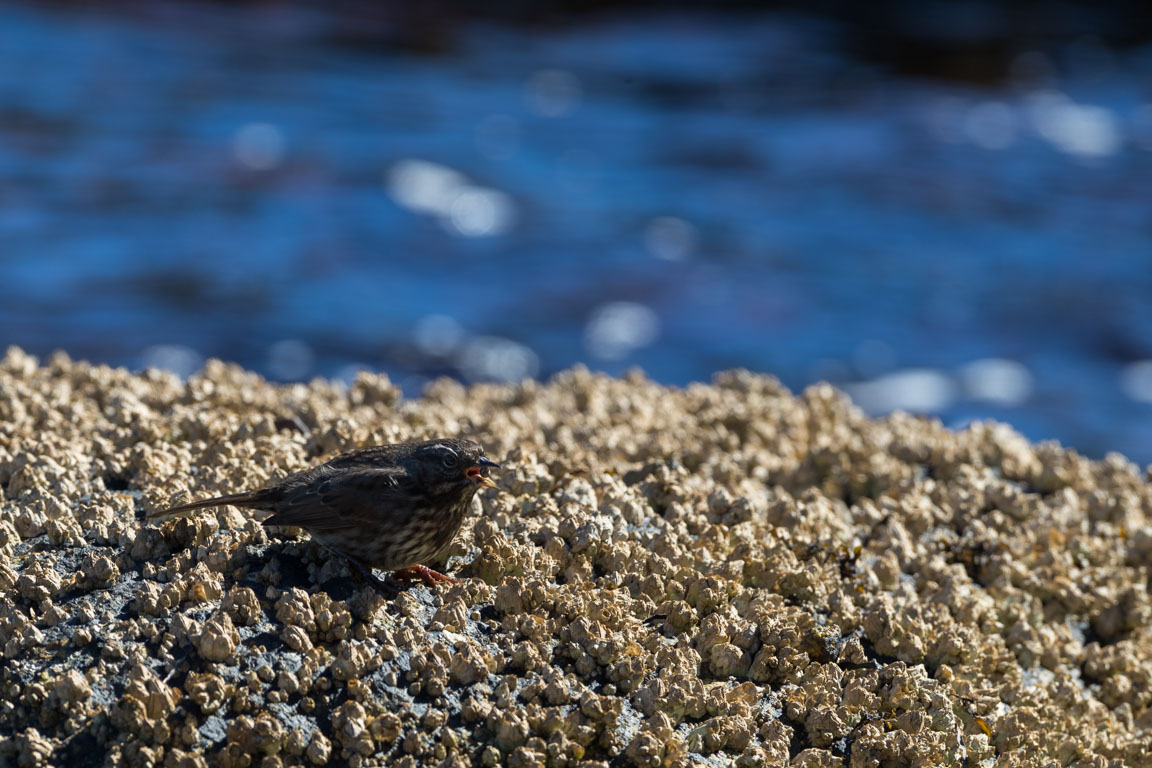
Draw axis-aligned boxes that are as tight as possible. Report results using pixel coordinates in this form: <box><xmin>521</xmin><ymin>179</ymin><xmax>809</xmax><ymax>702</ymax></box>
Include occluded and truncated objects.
<box><xmin>1</xmin><ymin>346</ymin><xmax>1150</xmax><ymax>767</ymax></box>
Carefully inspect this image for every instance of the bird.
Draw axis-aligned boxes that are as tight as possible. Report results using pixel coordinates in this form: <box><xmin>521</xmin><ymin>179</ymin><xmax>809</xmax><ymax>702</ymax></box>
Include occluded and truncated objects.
<box><xmin>147</xmin><ymin>438</ymin><xmax>500</xmax><ymax>590</ymax></box>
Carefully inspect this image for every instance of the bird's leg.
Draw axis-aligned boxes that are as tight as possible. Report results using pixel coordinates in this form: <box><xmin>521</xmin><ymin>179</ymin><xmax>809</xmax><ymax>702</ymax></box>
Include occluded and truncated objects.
<box><xmin>392</xmin><ymin>564</ymin><xmax>459</xmax><ymax>587</ymax></box>
<box><xmin>350</xmin><ymin>560</ymin><xmax>401</xmax><ymax>595</ymax></box>
<box><xmin>316</xmin><ymin>542</ymin><xmax>398</xmax><ymax>594</ymax></box>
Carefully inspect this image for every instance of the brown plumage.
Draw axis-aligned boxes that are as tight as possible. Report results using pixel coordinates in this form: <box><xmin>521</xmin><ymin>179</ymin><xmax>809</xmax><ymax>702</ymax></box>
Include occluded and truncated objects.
<box><xmin>147</xmin><ymin>438</ymin><xmax>500</xmax><ymax>589</ymax></box>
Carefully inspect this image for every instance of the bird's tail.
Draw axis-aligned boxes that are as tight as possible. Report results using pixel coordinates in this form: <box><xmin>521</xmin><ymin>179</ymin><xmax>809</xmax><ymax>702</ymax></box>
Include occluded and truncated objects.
<box><xmin>146</xmin><ymin>489</ymin><xmax>273</xmax><ymax>523</ymax></box>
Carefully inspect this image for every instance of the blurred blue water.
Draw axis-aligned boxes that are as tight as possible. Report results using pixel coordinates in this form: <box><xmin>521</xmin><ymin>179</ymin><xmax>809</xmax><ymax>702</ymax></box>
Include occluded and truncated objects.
<box><xmin>2</xmin><ymin>2</ymin><xmax>1152</xmax><ymax>464</ymax></box>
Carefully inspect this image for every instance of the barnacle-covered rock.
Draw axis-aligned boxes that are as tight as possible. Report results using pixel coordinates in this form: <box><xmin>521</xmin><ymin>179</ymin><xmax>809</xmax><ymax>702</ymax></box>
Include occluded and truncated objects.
<box><xmin>53</xmin><ymin>669</ymin><xmax>91</xmax><ymax>705</ymax></box>
<box><xmin>111</xmin><ymin>664</ymin><xmax>181</xmax><ymax>744</ymax></box>
<box><xmin>2</xmin><ymin>350</ymin><xmax>1150</xmax><ymax>767</ymax></box>
<box><xmin>191</xmin><ymin>612</ymin><xmax>240</xmax><ymax>662</ymax></box>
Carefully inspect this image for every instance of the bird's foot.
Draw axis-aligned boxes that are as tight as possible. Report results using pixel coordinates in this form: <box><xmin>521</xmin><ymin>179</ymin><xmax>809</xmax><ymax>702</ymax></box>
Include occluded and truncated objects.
<box><xmin>392</xmin><ymin>564</ymin><xmax>459</xmax><ymax>587</ymax></box>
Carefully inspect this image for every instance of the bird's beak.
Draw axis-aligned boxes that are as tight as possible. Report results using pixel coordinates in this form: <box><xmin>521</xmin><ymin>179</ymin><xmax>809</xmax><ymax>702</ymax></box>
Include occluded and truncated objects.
<box><xmin>467</xmin><ymin>457</ymin><xmax>500</xmax><ymax>488</ymax></box>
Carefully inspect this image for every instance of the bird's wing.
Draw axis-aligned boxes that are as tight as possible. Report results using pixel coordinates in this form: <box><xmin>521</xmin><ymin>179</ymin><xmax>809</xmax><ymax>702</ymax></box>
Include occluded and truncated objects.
<box><xmin>264</xmin><ymin>466</ymin><xmax>408</xmax><ymax>531</ymax></box>
<box><xmin>321</xmin><ymin>445</ymin><xmax>405</xmax><ymax>470</ymax></box>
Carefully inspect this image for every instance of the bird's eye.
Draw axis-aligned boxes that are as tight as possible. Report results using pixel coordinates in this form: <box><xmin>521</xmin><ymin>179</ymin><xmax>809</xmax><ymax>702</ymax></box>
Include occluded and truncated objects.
<box><xmin>442</xmin><ymin>453</ymin><xmax>458</xmax><ymax>468</ymax></box>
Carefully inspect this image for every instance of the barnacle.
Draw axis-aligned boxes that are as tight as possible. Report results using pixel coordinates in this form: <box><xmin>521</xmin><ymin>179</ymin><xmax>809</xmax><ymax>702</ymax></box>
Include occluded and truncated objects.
<box><xmin>1</xmin><ymin>348</ymin><xmax>1149</xmax><ymax>766</ymax></box>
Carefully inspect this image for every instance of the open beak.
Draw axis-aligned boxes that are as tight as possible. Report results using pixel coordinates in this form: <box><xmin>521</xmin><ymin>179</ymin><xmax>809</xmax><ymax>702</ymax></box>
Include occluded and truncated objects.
<box><xmin>466</xmin><ymin>456</ymin><xmax>500</xmax><ymax>488</ymax></box>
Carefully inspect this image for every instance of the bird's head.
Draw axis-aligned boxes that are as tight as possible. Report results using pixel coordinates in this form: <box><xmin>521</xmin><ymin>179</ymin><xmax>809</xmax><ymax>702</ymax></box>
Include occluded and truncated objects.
<box><xmin>407</xmin><ymin>438</ymin><xmax>500</xmax><ymax>495</ymax></box>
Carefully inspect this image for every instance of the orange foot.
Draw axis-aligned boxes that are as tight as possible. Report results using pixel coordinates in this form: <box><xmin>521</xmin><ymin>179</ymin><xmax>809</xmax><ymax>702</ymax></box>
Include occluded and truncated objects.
<box><xmin>392</xmin><ymin>564</ymin><xmax>459</xmax><ymax>587</ymax></box>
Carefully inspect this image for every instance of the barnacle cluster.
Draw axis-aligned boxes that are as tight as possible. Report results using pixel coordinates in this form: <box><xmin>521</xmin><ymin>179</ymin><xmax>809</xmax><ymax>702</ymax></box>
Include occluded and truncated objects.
<box><xmin>1</xmin><ymin>347</ymin><xmax>1150</xmax><ymax>766</ymax></box>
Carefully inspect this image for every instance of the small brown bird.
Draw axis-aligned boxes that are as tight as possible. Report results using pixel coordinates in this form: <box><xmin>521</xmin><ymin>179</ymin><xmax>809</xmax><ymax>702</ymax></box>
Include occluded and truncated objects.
<box><xmin>148</xmin><ymin>438</ymin><xmax>500</xmax><ymax>589</ymax></box>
